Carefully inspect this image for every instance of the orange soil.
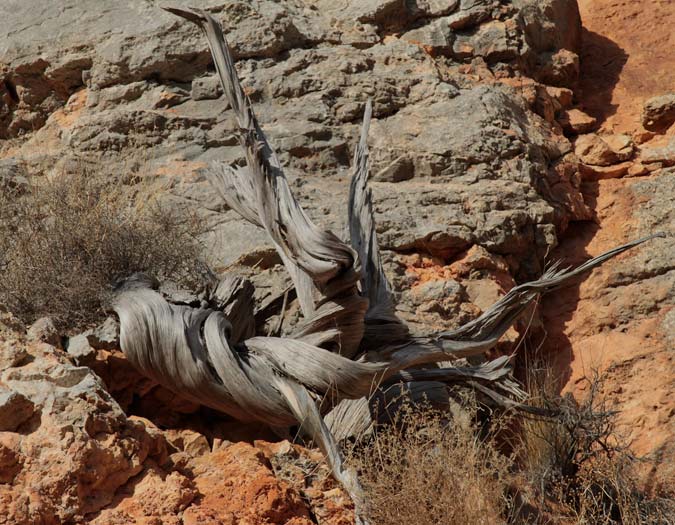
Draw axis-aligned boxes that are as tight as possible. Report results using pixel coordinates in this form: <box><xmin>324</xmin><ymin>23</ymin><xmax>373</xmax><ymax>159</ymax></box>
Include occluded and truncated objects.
<box><xmin>577</xmin><ymin>0</ymin><xmax>675</xmax><ymax>135</ymax></box>
<box><xmin>543</xmin><ymin>0</ymin><xmax>675</xmax><ymax>486</ymax></box>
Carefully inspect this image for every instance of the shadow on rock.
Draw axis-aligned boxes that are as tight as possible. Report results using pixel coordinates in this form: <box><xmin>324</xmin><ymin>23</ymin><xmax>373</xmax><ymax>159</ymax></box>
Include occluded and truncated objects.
<box><xmin>578</xmin><ymin>28</ymin><xmax>628</xmax><ymax>126</ymax></box>
<box><xmin>534</xmin><ymin>180</ymin><xmax>601</xmax><ymax>392</ymax></box>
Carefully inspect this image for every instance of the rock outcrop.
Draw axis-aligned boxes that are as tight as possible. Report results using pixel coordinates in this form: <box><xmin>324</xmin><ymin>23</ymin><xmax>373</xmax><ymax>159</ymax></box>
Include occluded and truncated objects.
<box><xmin>642</xmin><ymin>93</ymin><xmax>675</xmax><ymax>133</ymax></box>
<box><xmin>0</xmin><ymin>333</ymin><xmax>353</xmax><ymax>524</ymax></box>
<box><xmin>1</xmin><ymin>0</ymin><xmax>587</xmax><ymax>335</ymax></box>
<box><xmin>0</xmin><ymin>0</ymin><xmax>673</xmax><ymax>521</ymax></box>
<box><xmin>543</xmin><ymin>0</ymin><xmax>675</xmax><ymax>489</ymax></box>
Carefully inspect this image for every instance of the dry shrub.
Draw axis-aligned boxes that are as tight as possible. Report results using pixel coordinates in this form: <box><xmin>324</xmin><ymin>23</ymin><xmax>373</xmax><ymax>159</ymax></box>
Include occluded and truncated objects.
<box><xmin>519</xmin><ymin>362</ymin><xmax>675</xmax><ymax>524</ymax></box>
<box><xmin>571</xmin><ymin>455</ymin><xmax>675</xmax><ymax>525</ymax></box>
<box><xmin>349</xmin><ymin>399</ymin><xmax>513</xmax><ymax>525</ymax></box>
<box><xmin>0</xmin><ymin>169</ymin><xmax>205</xmax><ymax>331</ymax></box>
<box><xmin>519</xmin><ymin>366</ymin><xmax>620</xmax><ymax>495</ymax></box>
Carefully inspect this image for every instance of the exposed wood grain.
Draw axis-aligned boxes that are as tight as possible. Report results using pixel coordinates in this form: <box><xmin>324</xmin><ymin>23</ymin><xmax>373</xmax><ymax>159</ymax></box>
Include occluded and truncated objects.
<box><xmin>111</xmin><ymin>8</ymin><xmax>664</xmax><ymax>520</ymax></box>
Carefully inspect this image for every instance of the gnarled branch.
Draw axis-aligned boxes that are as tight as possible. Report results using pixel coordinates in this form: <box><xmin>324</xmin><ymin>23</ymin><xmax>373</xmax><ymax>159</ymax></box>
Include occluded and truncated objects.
<box><xmin>111</xmin><ymin>8</ymin><xmax>664</xmax><ymax>521</ymax></box>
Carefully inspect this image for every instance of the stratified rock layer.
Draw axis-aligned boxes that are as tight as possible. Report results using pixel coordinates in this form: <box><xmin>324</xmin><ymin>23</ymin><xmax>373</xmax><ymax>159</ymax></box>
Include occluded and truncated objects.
<box><xmin>0</xmin><ymin>0</ymin><xmax>586</xmax><ymax>334</ymax></box>
<box><xmin>1</xmin><ymin>0</ymin><xmax>673</xmax><ymax>521</ymax></box>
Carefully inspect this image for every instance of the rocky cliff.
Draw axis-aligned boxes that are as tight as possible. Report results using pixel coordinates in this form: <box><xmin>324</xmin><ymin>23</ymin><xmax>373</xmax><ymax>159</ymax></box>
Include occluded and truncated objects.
<box><xmin>0</xmin><ymin>0</ymin><xmax>673</xmax><ymax>523</ymax></box>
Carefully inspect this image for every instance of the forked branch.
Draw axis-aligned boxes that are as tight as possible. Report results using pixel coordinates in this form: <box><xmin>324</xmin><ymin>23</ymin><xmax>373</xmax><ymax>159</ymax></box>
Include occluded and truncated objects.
<box><xmin>111</xmin><ymin>8</ymin><xmax>665</xmax><ymax>522</ymax></box>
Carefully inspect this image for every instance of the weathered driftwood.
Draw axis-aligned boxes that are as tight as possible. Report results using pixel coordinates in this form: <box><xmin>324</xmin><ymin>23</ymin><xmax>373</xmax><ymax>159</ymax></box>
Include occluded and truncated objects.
<box><xmin>113</xmin><ymin>7</ymin><xmax>663</xmax><ymax>521</ymax></box>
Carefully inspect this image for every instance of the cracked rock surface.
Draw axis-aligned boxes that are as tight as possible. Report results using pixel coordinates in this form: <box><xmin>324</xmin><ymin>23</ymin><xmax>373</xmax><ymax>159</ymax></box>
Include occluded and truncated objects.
<box><xmin>1</xmin><ymin>0</ymin><xmax>673</xmax><ymax>521</ymax></box>
<box><xmin>0</xmin><ymin>0</ymin><xmax>586</xmax><ymax>335</ymax></box>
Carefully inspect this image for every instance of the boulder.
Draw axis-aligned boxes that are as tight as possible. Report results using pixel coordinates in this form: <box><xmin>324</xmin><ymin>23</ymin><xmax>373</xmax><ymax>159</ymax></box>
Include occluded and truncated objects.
<box><xmin>65</xmin><ymin>334</ymin><xmax>97</xmax><ymax>365</ymax></box>
<box><xmin>558</xmin><ymin>108</ymin><xmax>597</xmax><ymax>134</ymax></box>
<box><xmin>0</xmin><ymin>337</ymin><xmax>353</xmax><ymax>524</ymax></box>
<box><xmin>642</xmin><ymin>93</ymin><xmax>675</xmax><ymax>132</ymax></box>
<box><xmin>84</xmin><ymin>316</ymin><xmax>120</xmax><ymax>351</ymax></box>
<box><xmin>575</xmin><ymin>133</ymin><xmax>633</xmax><ymax>166</ymax></box>
<box><xmin>26</xmin><ymin>317</ymin><xmax>61</xmax><ymax>348</ymax></box>
<box><xmin>639</xmin><ymin>137</ymin><xmax>675</xmax><ymax>167</ymax></box>
<box><xmin>0</xmin><ymin>341</ymin><xmax>159</xmax><ymax>523</ymax></box>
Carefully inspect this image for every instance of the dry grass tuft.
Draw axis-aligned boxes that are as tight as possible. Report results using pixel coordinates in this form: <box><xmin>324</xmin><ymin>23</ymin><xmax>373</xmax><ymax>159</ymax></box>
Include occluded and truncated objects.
<box><xmin>348</xmin><ymin>366</ymin><xmax>675</xmax><ymax>525</ymax></box>
<box><xmin>348</xmin><ymin>399</ymin><xmax>513</xmax><ymax>525</ymax></box>
<box><xmin>570</xmin><ymin>455</ymin><xmax>675</xmax><ymax>525</ymax></box>
<box><xmin>0</xmin><ymin>168</ymin><xmax>205</xmax><ymax>331</ymax></box>
<box><xmin>518</xmin><ymin>361</ymin><xmax>675</xmax><ymax>524</ymax></box>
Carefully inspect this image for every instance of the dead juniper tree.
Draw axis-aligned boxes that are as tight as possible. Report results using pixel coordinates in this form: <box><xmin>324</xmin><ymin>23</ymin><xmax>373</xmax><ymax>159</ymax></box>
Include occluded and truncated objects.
<box><xmin>112</xmin><ymin>8</ymin><xmax>662</xmax><ymax>522</ymax></box>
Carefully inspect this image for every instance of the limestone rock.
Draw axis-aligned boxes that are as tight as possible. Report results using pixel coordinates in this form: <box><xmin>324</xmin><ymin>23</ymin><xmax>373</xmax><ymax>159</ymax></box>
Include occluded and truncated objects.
<box><xmin>90</xmin><ymin>462</ymin><xmax>197</xmax><ymax>525</ymax></box>
<box><xmin>516</xmin><ymin>0</ymin><xmax>582</xmax><ymax>87</ymax></box>
<box><xmin>453</xmin><ymin>21</ymin><xmax>521</xmax><ymax>63</ymax></box>
<box><xmin>0</xmin><ymin>433</ymin><xmax>22</xmax><ymax>484</ymax></box>
<box><xmin>0</xmin><ymin>341</ymin><xmax>28</xmax><ymax>370</ymax></box>
<box><xmin>558</xmin><ymin>108</ymin><xmax>597</xmax><ymax>134</ymax></box>
<box><xmin>575</xmin><ymin>133</ymin><xmax>633</xmax><ymax>166</ymax></box>
<box><xmin>578</xmin><ymin>161</ymin><xmax>631</xmax><ymax>180</ymax></box>
<box><xmin>401</xmin><ymin>19</ymin><xmax>455</xmax><ymax>52</ymax></box>
<box><xmin>642</xmin><ymin>93</ymin><xmax>675</xmax><ymax>132</ymax></box>
<box><xmin>181</xmin><ymin>442</ymin><xmax>313</xmax><ymax>525</ymax></box>
<box><xmin>0</xmin><ymin>0</ymin><xmax>587</xmax><ymax>292</ymax></box>
<box><xmin>191</xmin><ymin>75</ymin><xmax>223</xmax><ymax>101</ymax></box>
<box><xmin>164</xmin><ymin>428</ymin><xmax>211</xmax><ymax>457</ymax></box>
<box><xmin>531</xmin><ymin>47</ymin><xmax>579</xmax><ymax>88</ymax></box>
<box><xmin>84</xmin><ymin>316</ymin><xmax>120</xmax><ymax>350</ymax></box>
<box><xmin>639</xmin><ymin>137</ymin><xmax>675</xmax><ymax>167</ymax></box>
<box><xmin>65</xmin><ymin>334</ymin><xmax>97</xmax><ymax>365</ymax></box>
<box><xmin>603</xmin><ymin>133</ymin><xmax>634</xmax><ymax>160</ymax></box>
<box><xmin>26</xmin><ymin>317</ymin><xmax>61</xmax><ymax>348</ymax></box>
<box><xmin>0</xmin><ymin>390</ymin><xmax>34</xmax><ymax>431</ymax></box>
<box><xmin>348</xmin><ymin>0</ymin><xmax>459</xmax><ymax>32</ymax></box>
<box><xmin>0</xmin><ymin>338</ymin><xmax>349</xmax><ymax>524</ymax></box>
<box><xmin>626</xmin><ymin>162</ymin><xmax>649</xmax><ymax>178</ymax></box>
<box><xmin>420</xmin><ymin>0</ymin><xmax>461</xmax><ymax>17</ymax></box>
<box><xmin>0</xmin><ymin>341</ymin><xmax>159</xmax><ymax>523</ymax></box>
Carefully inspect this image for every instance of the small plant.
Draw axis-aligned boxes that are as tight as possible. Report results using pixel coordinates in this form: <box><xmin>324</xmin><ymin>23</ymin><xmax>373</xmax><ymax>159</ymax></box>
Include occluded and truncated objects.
<box><xmin>520</xmin><ymin>367</ymin><xmax>622</xmax><ymax>495</ymax></box>
<box><xmin>518</xmin><ymin>362</ymin><xmax>675</xmax><ymax>524</ymax></box>
<box><xmin>348</xmin><ymin>398</ymin><xmax>513</xmax><ymax>525</ymax></box>
<box><xmin>0</xmin><ymin>167</ymin><xmax>205</xmax><ymax>331</ymax></box>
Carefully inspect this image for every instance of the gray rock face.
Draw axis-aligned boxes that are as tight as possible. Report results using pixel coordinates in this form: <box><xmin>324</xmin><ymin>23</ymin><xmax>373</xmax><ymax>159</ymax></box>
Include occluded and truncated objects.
<box><xmin>66</xmin><ymin>334</ymin><xmax>97</xmax><ymax>365</ymax></box>
<box><xmin>1</xmin><ymin>0</ymin><xmax>584</xmax><ymax>329</ymax></box>
<box><xmin>191</xmin><ymin>75</ymin><xmax>224</xmax><ymax>101</ymax></box>
<box><xmin>631</xmin><ymin>172</ymin><xmax>675</xmax><ymax>292</ymax></box>
<box><xmin>26</xmin><ymin>317</ymin><xmax>61</xmax><ymax>348</ymax></box>
<box><xmin>84</xmin><ymin>317</ymin><xmax>121</xmax><ymax>351</ymax></box>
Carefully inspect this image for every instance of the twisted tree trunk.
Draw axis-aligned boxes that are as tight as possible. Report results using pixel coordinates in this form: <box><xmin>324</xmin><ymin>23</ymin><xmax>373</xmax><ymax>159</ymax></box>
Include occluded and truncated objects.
<box><xmin>113</xmin><ymin>8</ymin><xmax>663</xmax><ymax>522</ymax></box>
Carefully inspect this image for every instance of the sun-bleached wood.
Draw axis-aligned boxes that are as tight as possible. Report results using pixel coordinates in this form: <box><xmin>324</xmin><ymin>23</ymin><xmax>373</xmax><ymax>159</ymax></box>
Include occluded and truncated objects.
<box><xmin>113</xmin><ymin>8</ymin><xmax>663</xmax><ymax>521</ymax></box>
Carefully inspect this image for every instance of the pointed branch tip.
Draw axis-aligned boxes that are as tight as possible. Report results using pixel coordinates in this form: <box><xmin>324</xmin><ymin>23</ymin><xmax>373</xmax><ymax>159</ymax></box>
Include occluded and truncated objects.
<box><xmin>162</xmin><ymin>6</ymin><xmax>207</xmax><ymax>25</ymax></box>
